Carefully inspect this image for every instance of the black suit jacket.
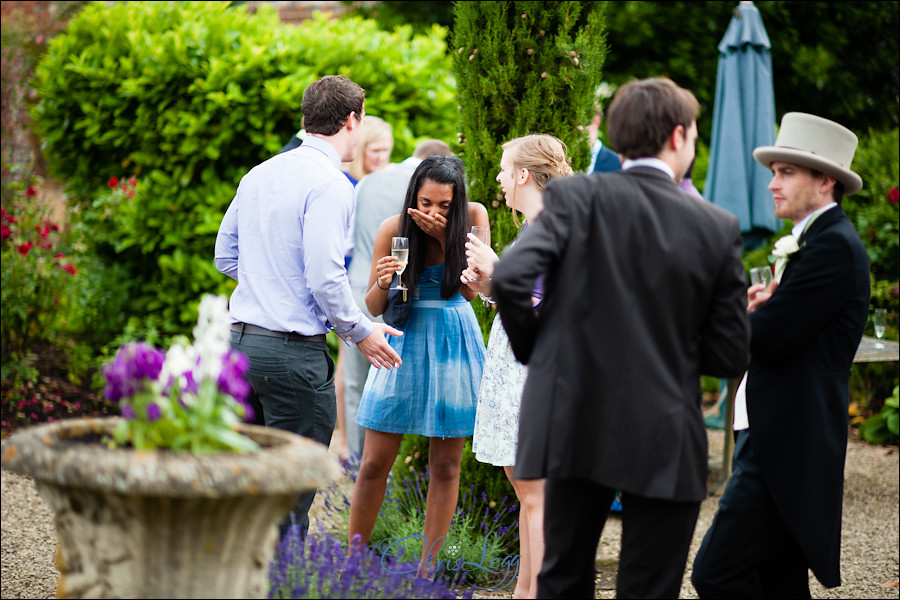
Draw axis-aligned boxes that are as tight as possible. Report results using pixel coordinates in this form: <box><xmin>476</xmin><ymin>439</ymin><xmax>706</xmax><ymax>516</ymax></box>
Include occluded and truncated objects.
<box><xmin>746</xmin><ymin>205</ymin><xmax>869</xmax><ymax>587</ymax></box>
<box><xmin>492</xmin><ymin>167</ymin><xmax>750</xmax><ymax>502</ymax></box>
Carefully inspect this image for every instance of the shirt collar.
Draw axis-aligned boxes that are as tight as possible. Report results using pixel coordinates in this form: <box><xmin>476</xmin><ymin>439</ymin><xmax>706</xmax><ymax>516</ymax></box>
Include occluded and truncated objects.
<box><xmin>621</xmin><ymin>157</ymin><xmax>675</xmax><ymax>180</ymax></box>
<box><xmin>792</xmin><ymin>202</ymin><xmax>837</xmax><ymax>238</ymax></box>
<box><xmin>302</xmin><ymin>135</ymin><xmax>342</xmax><ymax>169</ymax></box>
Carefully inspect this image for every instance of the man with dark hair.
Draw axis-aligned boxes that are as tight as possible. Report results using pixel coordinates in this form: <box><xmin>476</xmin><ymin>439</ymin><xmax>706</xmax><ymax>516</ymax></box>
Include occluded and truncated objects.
<box><xmin>491</xmin><ymin>77</ymin><xmax>750</xmax><ymax>598</ymax></box>
<box><xmin>692</xmin><ymin>113</ymin><xmax>869</xmax><ymax>598</ymax></box>
<box><xmin>215</xmin><ymin>75</ymin><xmax>402</xmax><ymax>539</ymax></box>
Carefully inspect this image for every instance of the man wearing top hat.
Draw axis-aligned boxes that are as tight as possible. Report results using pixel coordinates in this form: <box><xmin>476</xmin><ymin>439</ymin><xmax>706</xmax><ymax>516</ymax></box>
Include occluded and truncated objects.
<box><xmin>692</xmin><ymin>113</ymin><xmax>871</xmax><ymax>598</ymax></box>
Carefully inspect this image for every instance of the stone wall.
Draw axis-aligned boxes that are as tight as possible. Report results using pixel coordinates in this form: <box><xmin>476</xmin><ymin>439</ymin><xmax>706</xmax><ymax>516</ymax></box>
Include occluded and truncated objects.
<box><xmin>240</xmin><ymin>0</ymin><xmax>366</xmax><ymax>24</ymax></box>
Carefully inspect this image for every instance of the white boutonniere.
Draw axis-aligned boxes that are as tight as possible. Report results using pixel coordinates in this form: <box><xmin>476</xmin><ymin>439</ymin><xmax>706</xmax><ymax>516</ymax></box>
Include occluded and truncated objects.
<box><xmin>769</xmin><ymin>234</ymin><xmax>801</xmax><ymax>281</ymax></box>
<box><xmin>770</xmin><ymin>234</ymin><xmax>800</xmax><ymax>259</ymax></box>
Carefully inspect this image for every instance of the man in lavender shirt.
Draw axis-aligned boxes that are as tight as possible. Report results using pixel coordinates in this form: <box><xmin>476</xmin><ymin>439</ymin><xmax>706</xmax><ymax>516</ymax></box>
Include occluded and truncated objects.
<box><xmin>215</xmin><ymin>75</ymin><xmax>402</xmax><ymax>539</ymax></box>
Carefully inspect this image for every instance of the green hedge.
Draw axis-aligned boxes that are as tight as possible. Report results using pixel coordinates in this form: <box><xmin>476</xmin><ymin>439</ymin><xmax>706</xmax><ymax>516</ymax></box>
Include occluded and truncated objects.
<box><xmin>30</xmin><ymin>1</ymin><xmax>457</xmax><ymax>336</ymax></box>
<box><xmin>451</xmin><ymin>1</ymin><xmax>609</xmax><ymax>340</ymax></box>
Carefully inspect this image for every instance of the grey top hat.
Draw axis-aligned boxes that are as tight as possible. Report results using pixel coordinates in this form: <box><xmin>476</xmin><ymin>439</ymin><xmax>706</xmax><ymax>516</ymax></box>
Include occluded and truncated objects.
<box><xmin>753</xmin><ymin>112</ymin><xmax>863</xmax><ymax>195</ymax></box>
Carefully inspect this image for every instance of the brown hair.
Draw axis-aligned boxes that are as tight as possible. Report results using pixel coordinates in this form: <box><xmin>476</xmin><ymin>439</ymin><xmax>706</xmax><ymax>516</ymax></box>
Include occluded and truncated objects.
<box><xmin>607</xmin><ymin>77</ymin><xmax>699</xmax><ymax>160</ymax></box>
<box><xmin>412</xmin><ymin>139</ymin><xmax>453</xmax><ymax>159</ymax></box>
<box><xmin>300</xmin><ymin>75</ymin><xmax>365</xmax><ymax>136</ymax></box>
<box><xmin>809</xmin><ymin>168</ymin><xmax>846</xmax><ymax>205</ymax></box>
<box><xmin>502</xmin><ymin>134</ymin><xmax>573</xmax><ymax>225</ymax></box>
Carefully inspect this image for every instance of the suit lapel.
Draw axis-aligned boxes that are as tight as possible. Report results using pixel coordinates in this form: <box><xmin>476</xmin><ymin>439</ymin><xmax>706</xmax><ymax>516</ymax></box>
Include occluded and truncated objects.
<box><xmin>798</xmin><ymin>205</ymin><xmax>844</xmax><ymax>244</ymax></box>
<box><xmin>781</xmin><ymin>206</ymin><xmax>845</xmax><ymax>280</ymax></box>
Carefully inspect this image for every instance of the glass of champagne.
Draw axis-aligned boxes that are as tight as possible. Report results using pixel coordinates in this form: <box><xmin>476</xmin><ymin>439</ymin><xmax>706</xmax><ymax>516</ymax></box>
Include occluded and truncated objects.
<box><xmin>470</xmin><ymin>226</ymin><xmax>489</xmax><ymax>245</ymax></box>
<box><xmin>750</xmin><ymin>266</ymin><xmax>773</xmax><ymax>288</ymax></box>
<box><xmin>390</xmin><ymin>237</ymin><xmax>409</xmax><ymax>291</ymax></box>
<box><xmin>873</xmin><ymin>308</ymin><xmax>887</xmax><ymax>349</ymax></box>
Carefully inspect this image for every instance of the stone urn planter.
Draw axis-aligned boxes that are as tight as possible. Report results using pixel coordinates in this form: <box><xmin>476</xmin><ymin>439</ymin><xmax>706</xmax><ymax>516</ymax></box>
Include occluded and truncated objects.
<box><xmin>1</xmin><ymin>417</ymin><xmax>341</xmax><ymax>599</ymax></box>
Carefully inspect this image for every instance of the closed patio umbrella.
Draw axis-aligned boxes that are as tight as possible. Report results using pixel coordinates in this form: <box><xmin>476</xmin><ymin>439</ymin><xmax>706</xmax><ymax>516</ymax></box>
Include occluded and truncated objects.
<box><xmin>704</xmin><ymin>1</ymin><xmax>780</xmax><ymax>250</ymax></box>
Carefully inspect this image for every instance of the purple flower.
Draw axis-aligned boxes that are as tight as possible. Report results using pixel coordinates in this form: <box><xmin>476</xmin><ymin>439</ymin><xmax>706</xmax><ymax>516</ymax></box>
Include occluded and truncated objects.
<box><xmin>121</xmin><ymin>404</ymin><xmax>136</xmax><ymax>419</ymax></box>
<box><xmin>124</xmin><ymin>342</ymin><xmax>165</xmax><ymax>380</ymax></box>
<box><xmin>182</xmin><ymin>370</ymin><xmax>199</xmax><ymax>395</ymax></box>
<box><xmin>146</xmin><ymin>402</ymin><xmax>162</xmax><ymax>422</ymax></box>
<box><xmin>217</xmin><ymin>349</ymin><xmax>250</xmax><ymax>401</ymax></box>
<box><xmin>102</xmin><ymin>342</ymin><xmax>165</xmax><ymax>403</ymax></box>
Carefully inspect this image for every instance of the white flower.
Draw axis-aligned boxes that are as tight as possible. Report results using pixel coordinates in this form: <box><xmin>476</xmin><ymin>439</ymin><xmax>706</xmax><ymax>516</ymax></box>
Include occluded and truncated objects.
<box><xmin>161</xmin><ymin>341</ymin><xmax>195</xmax><ymax>380</ymax></box>
<box><xmin>193</xmin><ymin>294</ymin><xmax>231</xmax><ymax>380</ymax></box>
<box><xmin>771</xmin><ymin>235</ymin><xmax>800</xmax><ymax>258</ymax></box>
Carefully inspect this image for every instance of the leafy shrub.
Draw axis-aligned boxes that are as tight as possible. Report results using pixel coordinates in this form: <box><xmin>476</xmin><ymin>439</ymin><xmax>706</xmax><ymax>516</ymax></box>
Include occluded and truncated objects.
<box><xmin>1</xmin><ymin>176</ymin><xmax>79</xmax><ymax>375</ymax></box>
<box><xmin>843</xmin><ymin>128</ymin><xmax>899</xmax><ymax>283</ymax></box>
<box><xmin>857</xmin><ymin>385</ymin><xmax>900</xmax><ymax>445</ymax></box>
<box><xmin>0</xmin><ymin>167</ymin><xmax>130</xmax><ymax>427</ymax></box>
<box><xmin>30</xmin><ymin>1</ymin><xmax>457</xmax><ymax>336</ymax></box>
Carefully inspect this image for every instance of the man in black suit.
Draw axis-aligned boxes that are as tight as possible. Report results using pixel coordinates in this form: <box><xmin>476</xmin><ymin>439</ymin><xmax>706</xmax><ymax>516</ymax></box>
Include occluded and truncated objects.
<box><xmin>491</xmin><ymin>77</ymin><xmax>751</xmax><ymax>599</ymax></box>
<box><xmin>691</xmin><ymin>113</ymin><xmax>870</xmax><ymax>598</ymax></box>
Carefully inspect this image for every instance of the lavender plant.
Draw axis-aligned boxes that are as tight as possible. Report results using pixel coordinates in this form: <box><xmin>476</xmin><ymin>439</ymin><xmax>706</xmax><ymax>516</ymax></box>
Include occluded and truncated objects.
<box><xmin>312</xmin><ymin>455</ymin><xmax>521</xmax><ymax>589</ymax></box>
<box><xmin>101</xmin><ymin>294</ymin><xmax>258</xmax><ymax>453</ymax></box>
<box><xmin>269</xmin><ymin>525</ymin><xmax>472</xmax><ymax>599</ymax></box>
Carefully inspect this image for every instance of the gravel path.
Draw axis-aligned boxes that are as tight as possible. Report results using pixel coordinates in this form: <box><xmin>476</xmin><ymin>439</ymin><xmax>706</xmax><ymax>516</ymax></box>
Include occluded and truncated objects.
<box><xmin>3</xmin><ymin>431</ymin><xmax>898</xmax><ymax>599</ymax></box>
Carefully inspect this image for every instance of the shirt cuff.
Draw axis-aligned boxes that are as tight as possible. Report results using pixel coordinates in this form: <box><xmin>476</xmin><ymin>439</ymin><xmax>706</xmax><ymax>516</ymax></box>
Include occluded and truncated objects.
<box><xmin>335</xmin><ymin>317</ymin><xmax>374</xmax><ymax>346</ymax></box>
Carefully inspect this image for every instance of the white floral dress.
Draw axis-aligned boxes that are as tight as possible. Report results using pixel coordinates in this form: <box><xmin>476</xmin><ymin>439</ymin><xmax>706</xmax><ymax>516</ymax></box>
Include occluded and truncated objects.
<box><xmin>471</xmin><ymin>312</ymin><xmax>529</xmax><ymax>466</ymax></box>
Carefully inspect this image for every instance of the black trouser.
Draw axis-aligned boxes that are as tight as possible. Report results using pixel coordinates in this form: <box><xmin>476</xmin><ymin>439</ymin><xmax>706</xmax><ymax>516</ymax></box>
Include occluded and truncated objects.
<box><xmin>540</xmin><ymin>477</ymin><xmax>701</xmax><ymax>599</ymax></box>
<box><xmin>692</xmin><ymin>430</ymin><xmax>811</xmax><ymax>599</ymax></box>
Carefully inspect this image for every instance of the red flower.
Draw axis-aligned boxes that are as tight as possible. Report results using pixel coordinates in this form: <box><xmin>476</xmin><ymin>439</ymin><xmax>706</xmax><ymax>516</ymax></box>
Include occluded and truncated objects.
<box><xmin>62</xmin><ymin>263</ymin><xmax>77</xmax><ymax>275</ymax></box>
<box><xmin>1</xmin><ymin>224</ymin><xmax>11</xmax><ymax>240</ymax></box>
<box><xmin>25</xmin><ymin>185</ymin><xmax>37</xmax><ymax>197</ymax></box>
<box><xmin>17</xmin><ymin>242</ymin><xmax>32</xmax><ymax>255</ymax></box>
<box><xmin>3</xmin><ymin>210</ymin><xmax>16</xmax><ymax>224</ymax></box>
<box><xmin>108</xmin><ymin>177</ymin><xmax>119</xmax><ymax>188</ymax></box>
<box><xmin>889</xmin><ymin>187</ymin><xmax>899</xmax><ymax>205</ymax></box>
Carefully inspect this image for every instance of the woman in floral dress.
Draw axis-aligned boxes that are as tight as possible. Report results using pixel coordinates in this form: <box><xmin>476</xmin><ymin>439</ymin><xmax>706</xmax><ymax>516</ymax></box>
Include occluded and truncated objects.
<box><xmin>461</xmin><ymin>134</ymin><xmax>573</xmax><ymax>599</ymax></box>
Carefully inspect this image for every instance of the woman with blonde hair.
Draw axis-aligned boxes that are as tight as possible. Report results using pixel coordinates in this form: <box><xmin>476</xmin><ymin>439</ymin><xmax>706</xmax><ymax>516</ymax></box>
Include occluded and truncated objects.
<box><xmin>342</xmin><ymin>115</ymin><xmax>394</xmax><ymax>185</ymax></box>
<box><xmin>461</xmin><ymin>133</ymin><xmax>573</xmax><ymax>599</ymax></box>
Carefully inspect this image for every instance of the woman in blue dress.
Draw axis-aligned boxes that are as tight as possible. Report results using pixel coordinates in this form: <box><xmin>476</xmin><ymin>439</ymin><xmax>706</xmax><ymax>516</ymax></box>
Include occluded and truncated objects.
<box><xmin>349</xmin><ymin>156</ymin><xmax>489</xmax><ymax>576</ymax></box>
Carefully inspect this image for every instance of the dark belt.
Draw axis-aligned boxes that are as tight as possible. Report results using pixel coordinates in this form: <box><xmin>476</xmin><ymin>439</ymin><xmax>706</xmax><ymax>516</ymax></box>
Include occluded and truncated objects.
<box><xmin>231</xmin><ymin>323</ymin><xmax>326</xmax><ymax>343</ymax></box>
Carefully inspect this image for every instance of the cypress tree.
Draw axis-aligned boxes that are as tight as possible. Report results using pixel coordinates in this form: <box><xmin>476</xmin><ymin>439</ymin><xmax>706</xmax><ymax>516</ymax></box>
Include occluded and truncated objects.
<box><xmin>452</xmin><ymin>1</ymin><xmax>608</xmax><ymax>333</ymax></box>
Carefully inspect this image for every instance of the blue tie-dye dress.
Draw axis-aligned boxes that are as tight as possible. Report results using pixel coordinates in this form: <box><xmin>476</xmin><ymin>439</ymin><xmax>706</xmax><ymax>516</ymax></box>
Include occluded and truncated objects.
<box><xmin>356</xmin><ymin>263</ymin><xmax>485</xmax><ymax>438</ymax></box>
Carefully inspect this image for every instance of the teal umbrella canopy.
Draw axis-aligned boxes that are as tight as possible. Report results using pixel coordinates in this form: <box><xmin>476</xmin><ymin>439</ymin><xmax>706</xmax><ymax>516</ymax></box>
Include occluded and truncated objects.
<box><xmin>704</xmin><ymin>2</ymin><xmax>780</xmax><ymax>249</ymax></box>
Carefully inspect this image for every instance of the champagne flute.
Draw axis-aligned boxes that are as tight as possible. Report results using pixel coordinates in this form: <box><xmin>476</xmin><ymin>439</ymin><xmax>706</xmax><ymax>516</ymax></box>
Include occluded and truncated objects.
<box><xmin>873</xmin><ymin>308</ymin><xmax>887</xmax><ymax>349</ymax></box>
<box><xmin>470</xmin><ymin>226</ymin><xmax>490</xmax><ymax>245</ymax></box>
<box><xmin>390</xmin><ymin>237</ymin><xmax>409</xmax><ymax>291</ymax></box>
<box><xmin>750</xmin><ymin>266</ymin><xmax>773</xmax><ymax>288</ymax></box>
